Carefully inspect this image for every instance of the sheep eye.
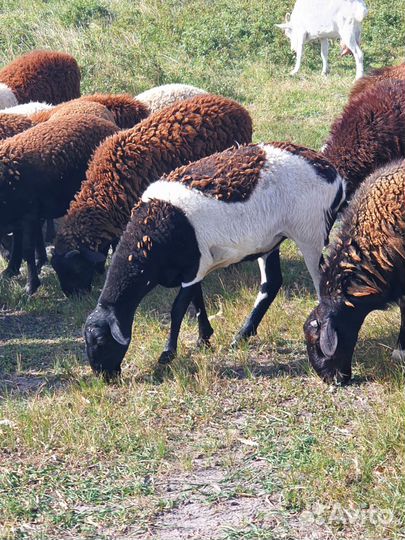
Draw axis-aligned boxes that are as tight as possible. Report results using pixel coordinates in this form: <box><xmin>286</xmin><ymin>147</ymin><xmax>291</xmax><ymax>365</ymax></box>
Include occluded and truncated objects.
<box><xmin>310</xmin><ymin>320</ymin><xmax>319</xmax><ymax>328</ymax></box>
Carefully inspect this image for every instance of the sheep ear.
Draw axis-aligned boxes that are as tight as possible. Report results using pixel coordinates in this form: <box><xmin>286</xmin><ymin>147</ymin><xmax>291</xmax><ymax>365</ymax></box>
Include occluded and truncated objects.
<box><xmin>320</xmin><ymin>318</ymin><xmax>338</xmax><ymax>357</ymax></box>
<box><xmin>275</xmin><ymin>23</ymin><xmax>290</xmax><ymax>30</ymax></box>
<box><xmin>65</xmin><ymin>249</ymin><xmax>80</xmax><ymax>259</ymax></box>
<box><xmin>107</xmin><ymin>312</ymin><xmax>130</xmax><ymax>346</ymax></box>
<box><xmin>79</xmin><ymin>246</ymin><xmax>107</xmax><ymax>265</ymax></box>
<box><xmin>285</xmin><ymin>12</ymin><xmax>291</xmax><ymax>22</ymax></box>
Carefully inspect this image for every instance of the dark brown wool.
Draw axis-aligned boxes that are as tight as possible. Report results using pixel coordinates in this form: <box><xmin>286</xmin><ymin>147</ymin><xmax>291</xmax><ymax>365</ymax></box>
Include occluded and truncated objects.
<box><xmin>349</xmin><ymin>62</ymin><xmax>405</xmax><ymax>100</ymax></box>
<box><xmin>324</xmin><ymin>80</ymin><xmax>405</xmax><ymax>198</ymax></box>
<box><xmin>0</xmin><ymin>50</ymin><xmax>81</xmax><ymax>104</ymax></box>
<box><xmin>322</xmin><ymin>161</ymin><xmax>405</xmax><ymax>302</ymax></box>
<box><xmin>165</xmin><ymin>144</ymin><xmax>266</xmax><ymax>202</ymax></box>
<box><xmin>54</xmin><ymin>94</ymin><xmax>252</xmax><ymax>255</ymax></box>
<box><xmin>0</xmin><ymin>113</ymin><xmax>119</xmax><ymax>230</ymax></box>
<box><xmin>31</xmin><ymin>94</ymin><xmax>149</xmax><ymax>129</ymax></box>
<box><xmin>0</xmin><ymin>113</ymin><xmax>32</xmax><ymax>140</ymax></box>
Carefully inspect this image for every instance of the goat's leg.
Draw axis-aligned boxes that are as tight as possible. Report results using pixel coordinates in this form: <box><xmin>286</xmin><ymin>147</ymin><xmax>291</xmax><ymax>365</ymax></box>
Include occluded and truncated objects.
<box><xmin>232</xmin><ymin>249</ymin><xmax>283</xmax><ymax>345</ymax></box>
<box><xmin>35</xmin><ymin>220</ymin><xmax>48</xmax><ymax>272</ymax></box>
<box><xmin>392</xmin><ymin>297</ymin><xmax>405</xmax><ymax>362</ymax></box>
<box><xmin>291</xmin><ymin>40</ymin><xmax>304</xmax><ymax>75</ymax></box>
<box><xmin>192</xmin><ymin>283</ymin><xmax>214</xmax><ymax>348</ymax></box>
<box><xmin>341</xmin><ymin>27</ymin><xmax>364</xmax><ymax>80</ymax></box>
<box><xmin>2</xmin><ymin>229</ymin><xmax>23</xmax><ymax>277</ymax></box>
<box><xmin>45</xmin><ymin>219</ymin><xmax>56</xmax><ymax>243</ymax></box>
<box><xmin>158</xmin><ymin>284</ymin><xmax>198</xmax><ymax>365</ymax></box>
<box><xmin>320</xmin><ymin>38</ymin><xmax>330</xmax><ymax>75</ymax></box>
<box><xmin>22</xmin><ymin>219</ymin><xmax>41</xmax><ymax>295</ymax></box>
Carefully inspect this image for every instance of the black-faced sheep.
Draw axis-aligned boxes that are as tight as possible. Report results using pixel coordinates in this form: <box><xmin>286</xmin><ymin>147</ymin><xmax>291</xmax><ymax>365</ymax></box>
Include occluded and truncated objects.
<box><xmin>349</xmin><ymin>62</ymin><xmax>405</xmax><ymax>100</ymax></box>
<box><xmin>0</xmin><ymin>113</ymin><xmax>118</xmax><ymax>294</ymax></box>
<box><xmin>0</xmin><ymin>50</ymin><xmax>81</xmax><ymax>108</ymax></box>
<box><xmin>323</xmin><ymin>79</ymin><xmax>405</xmax><ymax>198</ymax></box>
<box><xmin>135</xmin><ymin>83</ymin><xmax>207</xmax><ymax>113</ymax></box>
<box><xmin>52</xmin><ymin>94</ymin><xmax>253</xmax><ymax>297</ymax></box>
<box><xmin>30</xmin><ymin>94</ymin><xmax>149</xmax><ymax>129</ymax></box>
<box><xmin>304</xmin><ymin>160</ymin><xmax>405</xmax><ymax>384</ymax></box>
<box><xmin>83</xmin><ymin>142</ymin><xmax>345</xmax><ymax>379</ymax></box>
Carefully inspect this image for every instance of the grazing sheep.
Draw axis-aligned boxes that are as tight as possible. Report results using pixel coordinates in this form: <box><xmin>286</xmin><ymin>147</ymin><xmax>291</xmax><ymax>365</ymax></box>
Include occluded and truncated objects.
<box><xmin>31</xmin><ymin>94</ymin><xmax>149</xmax><ymax>129</ymax></box>
<box><xmin>0</xmin><ymin>50</ymin><xmax>81</xmax><ymax>108</ymax></box>
<box><xmin>0</xmin><ymin>113</ymin><xmax>118</xmax><ymax>294</ymax></box>
<box><xmin>323</xmin><ymin>79</ymin><xmax>405</xmax><ymax>198</ymax></box>
<box><xmin>0</xmin><ymin>101</ymin><xmax>53</xmax><ymax>115</ymax></box>
<box><xmin>304</xmin><ymin>160</ymin><xmax>405</xmax><ymax>384</ymax></box>
<box><xmin>83</xmin><ymin>142</ymin><xmax>345</xmax><ymax>379</ymax></box>
<box><xmin>350</xmin><ymin>62</ymin><xmax>405</xmax><ymax>100</ymax></box>
<box><xmin>276</xmin><ymin>0</ymin><xmax>368</xmax><ymax>79</ymax></box>
<box><xmin>135</xmin><ymin>83</ymin><xmax>206</xmax><ymax>113</ymax></box>
<box><xmin>0</xmin><ymin>113</ymin><xmax>32</xmax><ymax>140</ymax></box>
<box><xmin>38</xmin><ymin>100</ymin><xmax>116</xmax><ymax>123</ymax></box>
<box><xmin>52</xmin><ymin>94</ymin><xmax>253</xmax><ymax>297</ymax></box>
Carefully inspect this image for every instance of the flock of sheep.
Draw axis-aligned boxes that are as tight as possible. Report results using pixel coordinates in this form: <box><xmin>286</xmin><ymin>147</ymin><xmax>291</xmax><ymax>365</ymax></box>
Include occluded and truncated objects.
<box><xmin>0</xmin><ymin>49</ymin><xmax>404</xmax><ymax>386</ymax></box>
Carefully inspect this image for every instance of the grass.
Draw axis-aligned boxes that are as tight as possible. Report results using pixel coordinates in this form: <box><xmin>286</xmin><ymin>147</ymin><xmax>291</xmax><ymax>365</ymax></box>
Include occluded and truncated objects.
<box><xmin>0</xmin><ymin>1</ymin><xmax>405</xmax><ymax>539</ymax></box>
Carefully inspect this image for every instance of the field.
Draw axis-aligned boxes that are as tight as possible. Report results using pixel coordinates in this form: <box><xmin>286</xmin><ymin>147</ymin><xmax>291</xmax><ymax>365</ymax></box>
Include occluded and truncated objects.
<box><xmin>0</xmin><ymin>1</ymin><xmax>405</xmax><ymax>539</ymax></box>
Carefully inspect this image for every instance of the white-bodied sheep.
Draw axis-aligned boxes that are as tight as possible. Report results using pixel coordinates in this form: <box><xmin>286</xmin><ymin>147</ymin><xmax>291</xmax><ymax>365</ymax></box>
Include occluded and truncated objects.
<box><xmin>84</xmin><ymin>142</ymin><xmax>345</xmax><ymax>379</ymax></box>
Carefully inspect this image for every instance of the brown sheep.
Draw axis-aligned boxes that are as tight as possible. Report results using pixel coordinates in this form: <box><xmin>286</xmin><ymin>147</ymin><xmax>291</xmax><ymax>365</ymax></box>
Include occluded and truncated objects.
<box><xmin>323</xmin><ymin>79</ymin><xmax>405</xmax><ymax>198</ymax></box>
<box><xmin>304</xmin><ymin>160</ymin><xmax>405</xmax><ymax>384</ymax></box>
<box><xmin>52</xmin><ymin>93</ymin><xmax>253</xmax><ymax>297</ymax></box>
<box><xmin>349</xmin><ymin>62</ymin><xmax>405</xmax><ymax>100</ymax></box>
<box><xmin>0</xmin><ymin>113</ymin><xmax>33</xmax><ymax>140</ymax></box>
<box><xmin>0</xmin><ymin>50</ymin><xmax>81</xmax><ymax>108</ymax></box>
<box><xmin>0</xmin><ymin>113</ymin><xmax>118</xmax><ymax>294</ymax></box>
<box><xmin>30</xmin><ymin>94</ymin><xmax>149</xmax><ymax>129</ymax></box>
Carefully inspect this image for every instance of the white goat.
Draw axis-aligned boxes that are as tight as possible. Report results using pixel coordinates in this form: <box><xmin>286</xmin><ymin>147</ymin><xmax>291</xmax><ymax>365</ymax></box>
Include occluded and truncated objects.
<box><xmin>276</xmin><ymin>0</ymin><xmax>368</xmax><ymax>80</ymax></box>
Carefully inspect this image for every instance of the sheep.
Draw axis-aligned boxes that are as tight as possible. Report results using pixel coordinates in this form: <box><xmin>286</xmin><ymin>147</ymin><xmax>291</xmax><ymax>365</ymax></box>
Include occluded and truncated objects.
<box><xmin>51</xmin><ymin>94</ymin><xmax>253</xmax><ymax>297</ymax></box>
<box><xmin>83</xmin><ymin>142</ymin><xmax>345</xmax><ymax>379</ymax></box>
<box><xmin>0</xmin><ymin>50</ymin><xmax>81</xmax><ymax>108</ymax></box>
<box><xmin>349</xmin><ymin>62</ymin><xmax>405</xmax><ymax>100</ymax></box>
<box><xmin>304</xmin><ymin>160</ymin><xmax>405</xmax><ymax>385</ymax></box>
<box><xmin>30</xmin><ymin>94</ymin><xmax>149</xmax><ymax>129</ymax></box>
<box><xmin>0</xmin><ymin>101</ymin><xmax>53</xmax><ymax>115</ymax></box>
<box><xmin>135</xmin><ymin>83</ymin><xmax>207</xmax><ymax>113</ymax></box>
<box><xmin>0</xmin><ymin>113</ymin><xmax>118</xmax><ymax>294</ymax></box>
<box><xmin>323</xmin><ymin>79</ymin><xmax>405</xmax><ymax>199</ymax></box>
<box><xmin>0</xmin><ymin>113</ymin><xmax>33</xmax><ymax>140</ymax></box>
<box><xmin>276</xmin><ymin>0</ymin><xmax>368</xmax><ymax>79</ymax></box>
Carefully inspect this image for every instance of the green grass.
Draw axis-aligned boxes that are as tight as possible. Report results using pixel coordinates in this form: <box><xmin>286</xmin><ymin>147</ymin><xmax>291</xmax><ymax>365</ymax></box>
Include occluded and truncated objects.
<box><xmin>0</xmin><ymin>1</ymin><xmax>405</xmax><ymax>539</ymax></box>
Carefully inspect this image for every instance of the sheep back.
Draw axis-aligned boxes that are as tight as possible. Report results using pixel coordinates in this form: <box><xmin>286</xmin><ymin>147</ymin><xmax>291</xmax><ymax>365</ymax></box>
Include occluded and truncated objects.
<box><xmin>0</xmin><ymin>50</ymin><xmax>81</xmax><ymax>105</ymax></box>
<box><xmin>324</xmin><ymin>79</ymin><xmax>405</xmax><ymax>198</ymax></box>
<box><xmin>136</xmin><ymin>83</ymin><xmax>207</xmax><ymax>113</ymax></box>
<box><xmin>0</xmin><ymin>113</ymin><xmax>33</xmax><ymax>140</ymax></box>
<box><xmin>349</xmin><ymin>63</ymin><xmax>405</xmax><ymax>100</ymax></box>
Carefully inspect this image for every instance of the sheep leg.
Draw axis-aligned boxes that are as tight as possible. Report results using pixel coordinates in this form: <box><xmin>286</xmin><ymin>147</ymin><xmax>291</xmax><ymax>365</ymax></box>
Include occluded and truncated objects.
<box><xmin>2</xmin><ymin>229</ymin><xmax>23</xmax><ymax>277</ymax></box>
<box><xmin>192</xmin><ymin>283</ymin><xmax>214</xmax><ymax>348</ymax></box>
<box><xmin>232</xmin><ymin>249</ymin><xmax>283</xmax><ymax>345</ymax></box>
<box><xmin>35</xmin><ymin>220</ymin><xmax>48</xmax><ymax>272</ymax></box>
<box><xmin>296</xmin><ymin>240</ymin><xmax>322</xmax><ymax>298</ymax></box>
<box><xmin>45</xmin><ymin>219</ymin><xmax>56</xmax><ymax>243</ymax></box>
<box><xmin>392</xmin><ymin>297</ymin><xmax>405</xmax><ymax>362</ymax></box>
<box><xmin>22</xmin><ymin>219</ymin><xmax>41</xmax><ymax>295</ymax></box>
<box><xmin>158</xmin><ymin>284</ymin><xmax>198</xmax><ymax>365</ymax></box>
<box><xmin>320</xmin><ymin>38</ymin><xmax>330</xmax><ymax>75</ymax></box>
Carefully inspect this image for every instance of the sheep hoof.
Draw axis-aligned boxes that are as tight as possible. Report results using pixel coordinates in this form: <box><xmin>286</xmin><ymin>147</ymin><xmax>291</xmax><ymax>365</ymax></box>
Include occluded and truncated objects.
<box><xmin>392</xmin><ymin>348</ymin><xmax>405</xmax><ymax>363</ymax></box>
<box><xmin>152</xmin><ymin>362</ymin><xmax>171</xmax><ymax>383</ymax></box>
<box><xmin>196</xmin><ymin>337</ymin><xmax>212</xmax><ymax>350</ymax></box>
<box><xmin>158</xmin><ymin>349</ymin><xmax>176</xmax><ymax>365</ymax></box>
